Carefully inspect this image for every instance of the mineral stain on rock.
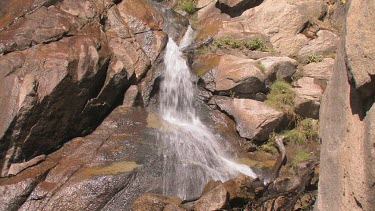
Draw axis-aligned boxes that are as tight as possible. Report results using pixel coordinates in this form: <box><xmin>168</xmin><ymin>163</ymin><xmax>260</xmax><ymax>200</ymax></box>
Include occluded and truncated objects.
<box><xmin>81</xmin><ymin>161</ymin><xmax>141</xmax><ymax>176</ymax></box>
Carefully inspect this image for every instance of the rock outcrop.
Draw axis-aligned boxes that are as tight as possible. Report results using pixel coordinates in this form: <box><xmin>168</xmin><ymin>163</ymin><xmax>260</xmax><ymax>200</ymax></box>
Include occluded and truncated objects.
<box><xmin>0</xmin><ymin>0</ymin><xmax>186</xmax><ymax>177</ymax></box>
<box><xmin>317</xmin><ymin>1</ymin><xmax>375</xmax><ymax>210</ymax></box>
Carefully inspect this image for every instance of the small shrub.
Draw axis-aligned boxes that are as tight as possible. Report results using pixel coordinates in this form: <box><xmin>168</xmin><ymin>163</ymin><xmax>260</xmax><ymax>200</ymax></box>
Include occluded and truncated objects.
<box><xmin>265</xmin><ymin>80</ymin><xmax>296</xmax><ymax>116</ymax></box>
<box><xmin>179</xmin><ymin>0</ymin><xmax>197</xmax><ymax>14</ymax></box>
<box><xmin>306</xmin><ymin>55</ymin><xmax>323</xmax><ymax>64</ymax></box>
<box><xmin>212</xmin><ymin>37</ymin><xmax>268</xmax><ymax>51</ymax></box>
<box><xmin>259</xmin><ymin>141</ymin><xmax>277</xmax><ymax>154</ymax></box>
<box><xmin>292</xmin><ymin>151</ymin><xmax>311</xmax><ymax>166</ymax></box>
<box><xmin>282</xmin><ymin>118</ymin><xmax>319</xmax><ymax>144</ymax></box>
<box><xmin>244</xmin><ymin>37</ymin><xmax>267</xmax><ymax>51</ymax></box>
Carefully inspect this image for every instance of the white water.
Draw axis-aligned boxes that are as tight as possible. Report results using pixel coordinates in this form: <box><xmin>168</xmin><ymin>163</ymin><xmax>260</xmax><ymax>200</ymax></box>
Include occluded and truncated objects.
<box><xmin>159</xmin><ymin>27</ymin><xmax>256</xmax><ymax>199</ymax></box>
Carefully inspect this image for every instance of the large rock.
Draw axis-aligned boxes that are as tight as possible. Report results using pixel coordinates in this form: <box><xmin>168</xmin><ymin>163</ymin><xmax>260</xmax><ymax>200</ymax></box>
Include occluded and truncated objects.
<box><xmin>346</xmin><ymin>0</ymin><xmax>375</xmax><ymax>97</ymax></box>
<box><xmin>297</xmin><ymin>30</ymin><xmax>339</xmax><ymax>61</ymax></box>
<box><xmin>201</xmin><ymin>55</ymin><xmax>266</xmax><ymax>97</ymax></box>
<box><xmin>257</xmin><ymin>56</ymin><xmax>298</xmax><ymax>82</ymax></box>
<box><xmin>222</xmin><ymin>175</ymin><xmax>256</xmax><ymax>207</ymax></box>
<box><xmin>293</xmin><ymin>77</ymin><xmax>323</xmax><ymax>119</ymax></box>
<box><xmin>221</xmin><ymin>0</ymin><xmax>327</xmax><ymax>55</ymax></box>
<box><xmin>303</xmin><ymin>58</ymin><xmax>335</xmax><ymax>89</ymax></box>
<box><xmin>213</xmin><ymin>96</ymin><xmax>284</xmax><ymax>141</ymax></box>
<box><xmin>194</xmin><ymin>184</ymin><xmax>230</xmax><ymax>211</ymax></box>
<box><xmin>0</xmin><ymin>0</ymin><xmax>169</xmax><ymax>177</ymax></box>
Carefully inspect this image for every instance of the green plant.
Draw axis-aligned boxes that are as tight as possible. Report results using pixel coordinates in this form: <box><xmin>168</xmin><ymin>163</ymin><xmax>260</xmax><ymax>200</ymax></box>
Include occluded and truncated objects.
<box><xmin>282</xmin><ymin>118</ymin><xmax>319</xmax><ymax>144</ymax></box>
<box><xmin>244</xmin><ymin>37</ymin><xmax>268</xmax><ymax>51</ymax></box>
<box><xmin>212</xmin><ymin>37</ymin><xmax>268</xmax><ymax>51</ymax></box>
<box><xmin>265</xmin><ymin>80</ymin><xmax>296</xmax><ymax>116</ymax></box>
<box><xmin>306</xmin><ymin>55</ymin><xmax>323</xmax><ymax>64</ymax></box>
<box><xmin>292</xmin><ymin>151</ymin><xmax>311</xmax><ymax>166</ymax></box>
<box><xmin>178</xmin><ymin>0</ymin><xmax>197</xmax><ymax>14</ymax></box>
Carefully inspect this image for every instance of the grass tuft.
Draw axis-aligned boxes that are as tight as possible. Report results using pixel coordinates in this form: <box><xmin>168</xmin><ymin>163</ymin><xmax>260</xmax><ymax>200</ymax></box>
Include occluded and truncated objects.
<box><xmin>292</xmin><ymin>151</ymin><xmax>311</xmax><ymax>166</ymax></box>
<box><xmin>306</xmin><ymin>54</ymin><xmax>323</xmax><ymax>64</ymax></box>
<box><xmin>265</xmin><ymin>80</ymin><xmax>295</xmax><ymax>116</ymax></box>
<box><xmin>178</xmin><ymin>0</ymin><xmax>197</xmax><ymax>14</ymax></box>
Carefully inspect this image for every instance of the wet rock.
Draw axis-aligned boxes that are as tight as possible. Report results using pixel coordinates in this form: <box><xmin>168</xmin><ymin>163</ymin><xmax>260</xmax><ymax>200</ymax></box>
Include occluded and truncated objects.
<box><xmin>293</xmin><ymin>77</ymin><xmax>323</xmax><ymax>119</ymax></box>
<box><xmin>298</xmin><ymin>30</ymin><xmax>339</xmax><ymax>61</ymax></box>
<box><xmin>117</xmin><ymin>0</ymin><xmax>163</xmax><ymax>34</ymax></box>
<box><xmin>146</xmin><ymin>0</ymin><xmax>189</xmax><ymax>42</ymax></box>
<box><xmin>201</xmin><ymin>180</ymin><xmax>223</xmax><ymax>195</ymax></box>
<box><xmin>222</xmin><ymin>175</ymin><xmax>256</xmax><ymax>207</ymax></box>
<box><xmin>194</xmin><ymin>184</ymin><xmax>229</xmax><ymax>211</ymax></box>
<box><xmin>214</xmin><ymin>96</ymin><xmax>284</xmax><ymax>141</ymax></box>
<box><xmin>257</xmin><ymin>56</ymin><xmax>298</xmax><ymax>82</ymax></box>
<box><xmin>201</xmin><ymin>55</ymin><xmax>266</xmax><ymax>97</ymax></box>
<box><xmin>303</xmin><ymin>58</ymin><xmax>335</xmax><ymax>89</ymax></box>
<box><xmin>132</xmin><ymin>193</ymin><xmax>186</xmax><ymax>211</ymax></box>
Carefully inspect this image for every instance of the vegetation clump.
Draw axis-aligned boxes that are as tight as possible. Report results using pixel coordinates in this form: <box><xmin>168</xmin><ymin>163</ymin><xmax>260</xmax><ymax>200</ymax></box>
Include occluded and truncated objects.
<box><xmin>178</xmin><ymin>0</ymin><xmax>197</xmax><ymax>14</ymax></box>
<box><xmin>265</xmin><ymin>80</ymin><xmax>296</xmax><ymax>116</ymax></box>
<box><xmin>306</xmin><ymin>54</ymin><xmax>323</xmax><ymax>64</ymax></box>
<box><xmin>292</xmin><ymin>151</ymin><xmax>311</xmax><ymax>166</ymax></box>
<box><xmin>281</xmin><ymin>118</ymin><xmax>319</xmax><ymax>145</ymax></box>
<box><xmin>212</xmin><ymin>37</ymin><xmax>268</xmax><ymax>51</ymax></box>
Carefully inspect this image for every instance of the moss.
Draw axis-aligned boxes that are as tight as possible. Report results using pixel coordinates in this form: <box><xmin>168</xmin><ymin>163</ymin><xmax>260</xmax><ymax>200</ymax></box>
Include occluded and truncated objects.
<box><xmin>178</xmin><ymin>0</ymin><xmax>197</xmax><ymax>14</ymax></box>
<box><xmin>265</xmin><ymin>80</ymin><xmax>296</xmax><ymax>115</ymax></box>
<box><xmin>292</xmin><ymin>151</ymin><xmax>311</xmax><ymax>166</ymax></box>
<box><xmin>306</xmin><ymin>54</ymin><xmax>323</xmax><ymax>64</ymax></box>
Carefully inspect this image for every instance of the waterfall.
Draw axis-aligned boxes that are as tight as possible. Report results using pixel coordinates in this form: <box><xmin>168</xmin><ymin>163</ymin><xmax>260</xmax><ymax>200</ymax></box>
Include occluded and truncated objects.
<box><xmin>159</xmin><ymin>27</ymin><xmax>256</xmax><ymax>199</ymax></box>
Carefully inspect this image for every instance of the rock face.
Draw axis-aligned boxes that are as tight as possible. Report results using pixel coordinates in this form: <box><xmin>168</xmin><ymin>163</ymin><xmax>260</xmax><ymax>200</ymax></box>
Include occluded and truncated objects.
<box><xmin>345</xmin><ymin>0</ymin><xmax>375</xmax><ymax>96</ymax></box>
<box><xmin>214</xmin><ymin>96</ymin><xmax>284</xmax><ymax>141</ymax></box>
<box><xmin>0</xmin><ymin>0</ymin><xmax>182</xmax><ymax>176</ymax></box>
<box><xmin>317</xmin><ymin>1</ymin><xmax>375</xmax><ymax>210</ymax></box>
<box><xmin>132</xmin><ymin>193</ymin><xmax>186</xmax><ymax>211</ymax></box>
<box><xmin>0</xmin><ymin>106</ymin><xmax>163</xmax><ymax>211</ymax></box>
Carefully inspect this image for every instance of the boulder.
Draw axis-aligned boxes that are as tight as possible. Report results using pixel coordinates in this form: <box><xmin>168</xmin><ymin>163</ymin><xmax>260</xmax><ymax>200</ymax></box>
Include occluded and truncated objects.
<box><xmin>197</xmin><ymin>0</ymin><xmax>216</xmax><ymax>9</ymax></box>
<box><xmin>222</xmin><ymin>175</ymin><xmax>256</xmax><ymax>207</ymax></box>
<box><xmin>221</xmin><ymin>0</ymin><xmax>328</xmax><ymax>55</ymax></box>
<box><xmin>257</xmin><ymin>56</ymin><xmax>298</xmax><ymax>82</ymax></box>
<box><xmin>201</xmin><ymin>55</ymin><xmax>266</xmax><ymax>97</ymax></box>
<box><xmin>293</xmin><ymin>77</ymin><xmax>323</xmax><ymax>119</ymax></box>
<box><xmin>132</xmin><ymin>193</ymin><xmax>186</xmax><ymax>211</ymax></box>
<box><xmin>298</xmin><ymin>30</ymin><xmax>339</xmax><ymax>61</ymax></box>
<box><xmin>214</xmin><ymin>96</ymin><xmax>284</xmax><ymax>141</ymax></box>
<box><xmin>194</xmin><ymin>184</ymin><xmax>230</xmax><ymax>211</ymax></box>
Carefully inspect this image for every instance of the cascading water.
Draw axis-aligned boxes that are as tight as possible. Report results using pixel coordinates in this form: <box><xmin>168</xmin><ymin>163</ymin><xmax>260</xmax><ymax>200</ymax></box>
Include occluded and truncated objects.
<box><xmin>159</xmin><ymin>27</ymin><xmax>257</xmax><ymax>199</ymax></box>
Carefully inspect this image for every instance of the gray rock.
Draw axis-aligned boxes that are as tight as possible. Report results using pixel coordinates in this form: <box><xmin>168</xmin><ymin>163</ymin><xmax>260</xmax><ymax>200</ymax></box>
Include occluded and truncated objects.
<box><xmin>257</xmin><ymin>56</ymin><xmax>298</xmax><ymax>82</ymax></box>
<box><xmin>293</xmin><ymin>77</ymin><xmax>323</xmax><ymax>119</ymax></box>
<box><xmin>214</xmin><ymin>96</ymin><xmax>284</xmax><ymax>141</ymax></box>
